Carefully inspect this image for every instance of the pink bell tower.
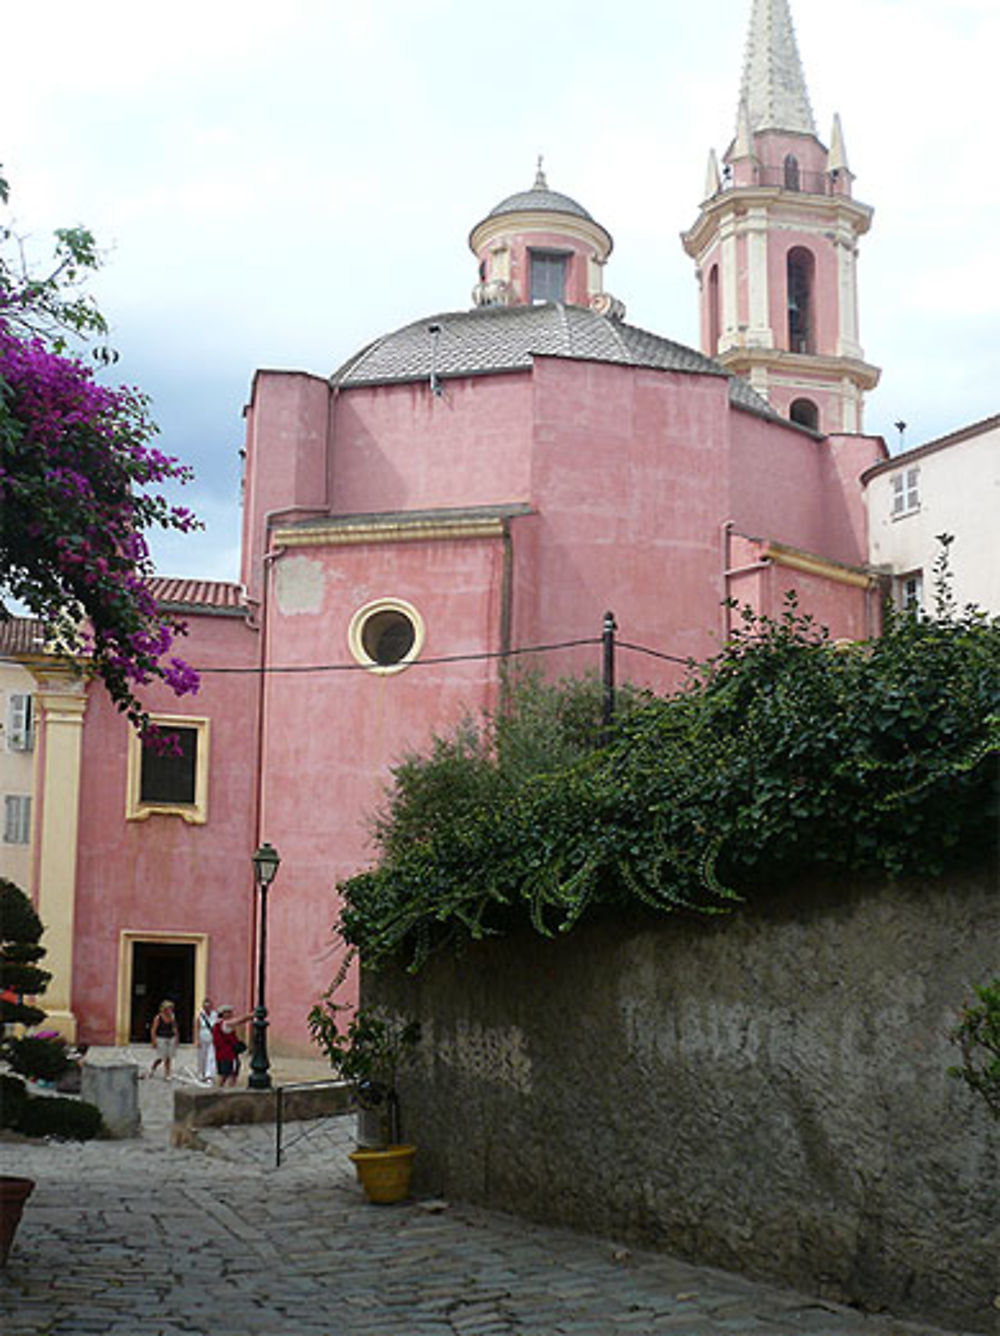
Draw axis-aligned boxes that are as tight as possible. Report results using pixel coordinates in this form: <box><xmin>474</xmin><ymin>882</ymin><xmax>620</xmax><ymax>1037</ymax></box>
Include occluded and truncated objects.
<box><xmin>681</xmin><ymin>0</ymin><xmax>880</xmax><ymax>433</ymax></box>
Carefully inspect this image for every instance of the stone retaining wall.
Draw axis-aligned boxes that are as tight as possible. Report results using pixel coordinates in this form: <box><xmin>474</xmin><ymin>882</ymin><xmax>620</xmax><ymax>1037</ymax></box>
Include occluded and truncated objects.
<box><xmin>171</xmin><ymin>1080</ymin><xmax>352</xmax><ymax>1147</ymax></box>
<box><xmin>369</xmin><ymin>870</ymin><xmax>1000</xmax><ymax>1333</ymax></box>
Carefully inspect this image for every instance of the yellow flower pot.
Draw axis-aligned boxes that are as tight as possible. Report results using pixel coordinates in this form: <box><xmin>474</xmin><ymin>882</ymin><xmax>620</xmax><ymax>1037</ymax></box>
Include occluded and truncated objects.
<box><xmin>348</xmin><ymin>1144</ymin><xmax>416</xmax><ymax>1204</ymax></box>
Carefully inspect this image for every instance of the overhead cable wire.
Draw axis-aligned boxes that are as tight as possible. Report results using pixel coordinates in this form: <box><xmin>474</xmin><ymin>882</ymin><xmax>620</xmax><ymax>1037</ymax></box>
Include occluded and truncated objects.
<box><xmin>1</xmin><ymin>636</ymin><xmax>693</xmax><ymax>676</ymax></box>
<box><xmin>188</xmin><ymin>636</ymin><xmax>605</xmax><ymax>676</ymax></box>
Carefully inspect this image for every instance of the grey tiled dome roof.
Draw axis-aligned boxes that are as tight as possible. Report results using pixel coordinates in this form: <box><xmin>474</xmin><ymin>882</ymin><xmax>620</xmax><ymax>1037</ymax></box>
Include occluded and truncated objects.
<box><xmin>487</xmin><ymin>185</ymin><xmax>594</xmax><ymax>222</ymax></box>
<box><xmin>330</xmin><ymin>303</ymin><xmax>772</xmax><ymax>417</ymax></box>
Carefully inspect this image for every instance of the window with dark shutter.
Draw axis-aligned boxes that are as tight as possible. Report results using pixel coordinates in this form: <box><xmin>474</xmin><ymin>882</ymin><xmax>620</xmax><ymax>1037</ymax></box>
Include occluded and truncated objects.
<box><xmin>140</xmin><ymin>728</ymin><xmax>198</xmax><ymax>805</ymax></box>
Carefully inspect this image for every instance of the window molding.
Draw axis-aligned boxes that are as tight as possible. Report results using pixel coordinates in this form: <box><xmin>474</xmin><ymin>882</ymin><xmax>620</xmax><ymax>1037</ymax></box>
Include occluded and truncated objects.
<box><xmin>891</xmin><ymin>466</ymin><xmax>920</xmax><ymax>519</ymax></box>
<box><xmin>3</xmin><ymin>795</ymin><xmax>32</xmax><ymax>844</ymax></box>
<box><xmin>6</xmin><ymin>693</ymin><xmax>35</xmax><ymax>752</ymax></box>
<box><xmin>895</xmin><ymin>570</ymin><xmax>924</xmax><ymax>614</ymax></box>
<box><xmin>126</xmin><ymin>715</ymin><xmax>210</xmax><ymax>824</ymax></box>
<box><xmin>529</xmin><ymin>248</ymin><xmax>569</xmax><ymax>304</ymax></box>
<box><xmin>115</xmin><ymin>929</ymin><xmax>209</xmax><ymax>1045</ymax></box>
<box><xmin>348</xmin><ymin>598</ymin><xmax>425</xmax><ymax>676</ymax></box>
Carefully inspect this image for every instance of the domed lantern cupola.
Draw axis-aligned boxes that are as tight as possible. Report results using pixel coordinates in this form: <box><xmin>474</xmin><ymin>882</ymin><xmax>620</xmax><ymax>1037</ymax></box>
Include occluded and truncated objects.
<box><xmin>469</xmin><ymin>160</ymin><xmax>619</xmax><ymax>314</ymax></box>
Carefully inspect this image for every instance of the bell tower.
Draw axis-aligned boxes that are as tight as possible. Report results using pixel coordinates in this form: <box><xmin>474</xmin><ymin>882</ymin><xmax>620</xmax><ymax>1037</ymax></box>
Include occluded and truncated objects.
<box><xmin>681</xmin><ymin>0</ymin><xmax>879</xmax><ymax>433</ymax></box>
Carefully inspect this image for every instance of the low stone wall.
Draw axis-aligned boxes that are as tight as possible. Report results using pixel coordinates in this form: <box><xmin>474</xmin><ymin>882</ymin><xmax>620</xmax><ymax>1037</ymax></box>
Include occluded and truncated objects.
<box><xmin>369</xmin><ymin>870</ymin><xmax>1000</xmax><ymax>1333</ymax></box>
<box><xmin>171</xmin><ymin>1080</ymin><xmax>352</xmax><ymax>1148</ymax></box>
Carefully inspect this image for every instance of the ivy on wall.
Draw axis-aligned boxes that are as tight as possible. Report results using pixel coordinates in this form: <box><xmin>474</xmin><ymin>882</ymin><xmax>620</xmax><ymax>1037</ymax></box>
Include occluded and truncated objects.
<box><xmin>340</xmin><ymin>576</ymin><xmax>1000</xmax><ymax>972</ymax></box>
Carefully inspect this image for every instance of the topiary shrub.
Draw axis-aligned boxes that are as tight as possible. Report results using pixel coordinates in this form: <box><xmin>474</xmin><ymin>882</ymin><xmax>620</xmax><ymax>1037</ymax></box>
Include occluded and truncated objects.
<box><xmin>0</xmin><ymin>877</ymin><xmax>102</xmax><ymax>1140</ymax></box>
<box><xmin>14</xmin><ymin>1095</ymin><xmax>103</xmax><ymax>1141</ymax></box>
<box><xmin>4</xmin><ymin>1035</ymin><xmax>71</xmax><ymax>1083</ymax></box>
<box><xmin>0</xmin><ymin>1071</ymin><xmax>28</xmax><ymax>1129</ymax></box>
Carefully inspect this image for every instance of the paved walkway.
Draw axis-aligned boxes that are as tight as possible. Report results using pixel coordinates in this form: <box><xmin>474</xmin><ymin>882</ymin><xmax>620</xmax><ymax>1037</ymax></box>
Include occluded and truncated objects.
<box><xmin>0</xmin><ymin>1049</ymin><xmax>978</xmax><ymax>1336</ymax></box>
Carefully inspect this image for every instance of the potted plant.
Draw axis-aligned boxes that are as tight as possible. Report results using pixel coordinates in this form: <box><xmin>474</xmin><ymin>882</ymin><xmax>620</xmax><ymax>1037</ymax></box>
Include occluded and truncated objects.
<box><xmin>1</xmin><ymin>878</ymin><xmax>102</xmax><ymax>1265</ymax></box>
<box><xmin>308</xmin><ymin>981</ymin><xmax>421</xmax><ymax>1203</ymax></box>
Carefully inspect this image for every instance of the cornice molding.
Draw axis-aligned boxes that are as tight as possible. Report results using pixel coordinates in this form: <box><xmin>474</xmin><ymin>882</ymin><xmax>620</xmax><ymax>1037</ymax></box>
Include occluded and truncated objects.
<box><xmin>717</xmin><ymin>346</ymin><xmax>881</xmax><ymax>392</ymax></box>
<box><xmin>682</xmin><ymin>188</ymin><xmax>873</xmax><ymax>259</ymax></box>
<box><xmin>470</xmin><ymin>210</ymin><xmax>612</xmax><ymax>260</ymax></box>
<box><xmin>767</xmin><ymin>541</ymin><xmax>875</xmax><ymax>589</ymax></box>
<box><xmin>272</xmin><ymin>514</ymin><xmax>510</xmax><ymax>550</ymax></box>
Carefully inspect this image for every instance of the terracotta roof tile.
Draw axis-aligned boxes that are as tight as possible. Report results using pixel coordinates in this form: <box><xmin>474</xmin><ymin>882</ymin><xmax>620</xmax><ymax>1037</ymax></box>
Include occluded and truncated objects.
<box><xmin>149</xmin><ymin>578</ymin><xmax>246</xmax><ymax>613</ymax></box>
<box><xmin>0</xmin><ymin>617</ymin><xmax>47</xmax><ymax>656</ymax></box>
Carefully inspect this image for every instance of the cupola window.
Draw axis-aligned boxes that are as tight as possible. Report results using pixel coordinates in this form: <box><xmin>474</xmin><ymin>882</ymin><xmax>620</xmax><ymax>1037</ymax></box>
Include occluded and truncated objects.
<box><xmin>530</xmin><ymin>251</ymin><xmax>568</xmax><ymax>304</ymax></box>
<box><xmin>787</xmin><ymin>247</ymin><xmax>815</xmax><ymax>354</ymax></box>
<box><xmin>783</xmin><ymin>154</ymin><xmax>801</xmax><ymax>191</ymax></box>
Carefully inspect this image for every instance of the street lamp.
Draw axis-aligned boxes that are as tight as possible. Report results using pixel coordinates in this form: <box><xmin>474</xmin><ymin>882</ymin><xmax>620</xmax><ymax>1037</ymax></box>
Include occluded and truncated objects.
<box><xmin>248</xmin><ymin>841</ymin><xmax>281</xmax><ymax>1090</ymax></box>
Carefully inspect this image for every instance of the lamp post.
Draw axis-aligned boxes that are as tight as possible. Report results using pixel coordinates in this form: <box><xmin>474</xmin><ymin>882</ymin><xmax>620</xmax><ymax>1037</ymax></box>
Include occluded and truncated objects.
<box><xmin>248</xmin><ymin>841</ymin><xmax>281</xmax><ymax>1090</ymax></box>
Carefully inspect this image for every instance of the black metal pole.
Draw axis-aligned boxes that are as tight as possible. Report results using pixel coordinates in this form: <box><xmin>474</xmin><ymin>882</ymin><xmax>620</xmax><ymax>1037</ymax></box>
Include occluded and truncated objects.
<box><xmin>248</xmin><ymin>879</ymin><xmax>271</xmax><ymax>1090</ymax></box>
<box><xmin>602</xmin><ymin>610</ymin><xmax>617</xmax><ymax>739</ymax></box>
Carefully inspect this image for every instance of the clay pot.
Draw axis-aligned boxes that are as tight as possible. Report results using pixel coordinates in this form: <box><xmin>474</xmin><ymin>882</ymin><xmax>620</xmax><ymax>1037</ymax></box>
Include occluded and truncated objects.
<box><xmin>348</xmin><ymin>1145</ymin><xmax>416</xmax><ymax>1203</ymax></box>
<box><xmin>0</xmin><ymin>1176</ymin><xmax>35</xmax><ymax>1266</ymax></box>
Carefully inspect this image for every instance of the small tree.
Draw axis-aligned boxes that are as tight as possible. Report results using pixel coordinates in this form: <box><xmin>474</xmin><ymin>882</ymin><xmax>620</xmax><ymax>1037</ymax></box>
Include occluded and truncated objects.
<box><xmin>308</xmin><ymin>953</ymin><xmax>420</xmax><ymax>1147</ymax></box>
<box><xmin>0</xmin><ymin>877</ymin><xmax>102</xmax><ymax>1139</ymax></box>
<box><xmin>0</xmin><ymin>166</ymin><xmax>200</xmax><ymax>731</ymax></box>
<box><xmin>949</xmin><ymin>980</ymin><xmax>1000</xmax><ymax>1121</ymax></box>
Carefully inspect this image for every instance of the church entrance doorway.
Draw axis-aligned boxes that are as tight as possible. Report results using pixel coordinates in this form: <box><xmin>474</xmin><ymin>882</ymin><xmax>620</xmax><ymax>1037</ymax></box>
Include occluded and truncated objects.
<box><xmin>129</xmin><ymin>941</ymin><xmax>195</xmax><ymax>1043</ymax></box>
<box><xmin>117</xmin><ymin>931</ymin><xmax>208</xmax><ymax>1045</ymax></box>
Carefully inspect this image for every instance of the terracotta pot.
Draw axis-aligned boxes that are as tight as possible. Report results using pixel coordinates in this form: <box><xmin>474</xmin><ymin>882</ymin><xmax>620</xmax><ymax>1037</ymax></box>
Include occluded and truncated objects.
<box><xmin>0</xmin><ymin>1176</ymin><xmax>35</xmax><ymax>1266</ymax></box>
<box><xmin>348</xmin><ymin>1144</ymin><xmax>416</xmax><ymax>1204</ymax></box>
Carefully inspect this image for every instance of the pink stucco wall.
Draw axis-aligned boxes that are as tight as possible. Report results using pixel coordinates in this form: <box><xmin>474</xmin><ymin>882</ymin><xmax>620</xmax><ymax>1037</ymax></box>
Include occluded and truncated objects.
<box><xmin>242</xmin><ymin>371</ymin><xmax>330</xmax><ymax>603</ymax></box>
<box><xmin>257</xmin><ymin>533</ymin><xmax>507</xmax><ymax>1050</ymax></box>
<box><xmin>328</xmin><ymin>373</ymin><xmax>535</xmax><ymax>515</ymax></box>
<box><xmin>73</xmin><ymin>613</ymin><xmax>258</xmax><ymax>1043</ymax></box>
<box><xmin>729</xmin><ymin>412</ymin><xmax>880</xmax><ymax>567</ymax></box>
<box><xmin>519</xmin><ymin>357</ymin><xmax>734</xmax><ymax>685</ymax></box>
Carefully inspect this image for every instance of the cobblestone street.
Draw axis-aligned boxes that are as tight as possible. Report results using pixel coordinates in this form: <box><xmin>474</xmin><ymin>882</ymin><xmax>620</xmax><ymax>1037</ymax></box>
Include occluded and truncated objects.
<box><xmin>0</xmin><ymin>1050</ymin><xmax>979</xmax><ymax>1336</ymax></box>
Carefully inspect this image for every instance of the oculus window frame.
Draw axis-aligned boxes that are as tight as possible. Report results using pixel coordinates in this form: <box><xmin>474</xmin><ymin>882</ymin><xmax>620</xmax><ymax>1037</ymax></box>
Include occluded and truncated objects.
<box><xmin>348</xmin><ymin>598</ymin><xmax>425</xmax><ymax>676</ymax></box>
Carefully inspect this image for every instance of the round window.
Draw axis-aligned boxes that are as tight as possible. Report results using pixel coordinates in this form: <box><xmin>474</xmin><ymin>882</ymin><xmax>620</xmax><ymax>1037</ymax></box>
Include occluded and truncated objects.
<box><xmin>349</xmin><ymin>599</ymin><xmax>425</xmax><ymax>674</ymax></box>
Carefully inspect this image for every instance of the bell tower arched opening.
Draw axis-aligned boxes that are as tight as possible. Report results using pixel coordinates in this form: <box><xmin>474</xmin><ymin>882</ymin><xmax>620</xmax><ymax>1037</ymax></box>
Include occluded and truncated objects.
<box><xmin>787</xmin><ymin>247</ymin><xmax>815</xmax><ymax>354</ymax></box>
<box><xmin>789</xmin><ymin>397</ymin><xmax>819</xmax><ymax>430</ymax></box>
<box><xmin>707</xmin><ymin>263</ymin><xmax>720</xmax><ymax>355</ymax></box>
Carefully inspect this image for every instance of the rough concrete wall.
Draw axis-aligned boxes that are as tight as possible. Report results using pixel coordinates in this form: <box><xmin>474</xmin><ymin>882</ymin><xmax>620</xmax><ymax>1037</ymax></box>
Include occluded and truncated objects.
<box><xmin>369</xmin><ymin>871</ymin><xmax>1000</xmax><ymax>1333</ymax></box>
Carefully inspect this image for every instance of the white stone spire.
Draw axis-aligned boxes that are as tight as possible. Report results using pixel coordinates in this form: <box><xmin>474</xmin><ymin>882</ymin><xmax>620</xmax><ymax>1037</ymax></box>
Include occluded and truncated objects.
<box><xmin>829</xmin><ymin>113</ymin><xmax>850</xmax><ymax>174</ymax></box>
<box><xmin>704</xmin><ymin>148</ymin><xmax>722</xmax><ymax>198</ymax></box>
<box><xmin>738</xmin><ymin>0</ymin><xmax>815</xmax><ymax>135</ymax></box>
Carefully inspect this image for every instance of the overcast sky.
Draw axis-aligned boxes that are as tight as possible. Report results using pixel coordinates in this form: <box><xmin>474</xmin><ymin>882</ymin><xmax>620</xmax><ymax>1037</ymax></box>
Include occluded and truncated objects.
<box><xmin>3</xmin><ymin>0</ymin><xmax>996</xmax><ymax>583</ymax></box>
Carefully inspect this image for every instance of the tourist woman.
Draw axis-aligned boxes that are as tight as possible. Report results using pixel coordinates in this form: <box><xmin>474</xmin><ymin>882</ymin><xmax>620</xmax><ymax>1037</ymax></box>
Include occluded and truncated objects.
<box><xmin>149</xmin><ymin>999</ymin><xmax>179</xmax><ymax>1080</ymax></box>
<box><xmin>212</xmin><ymin>1004</ymin><xmax>253</xmax><ymax>1087</ymax></box>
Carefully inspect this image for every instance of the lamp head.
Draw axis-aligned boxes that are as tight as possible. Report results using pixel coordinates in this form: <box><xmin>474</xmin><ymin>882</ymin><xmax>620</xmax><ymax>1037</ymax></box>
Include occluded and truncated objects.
<box><xmin>252</xmin><ymin>841</ymin><xmax>281</xmax><ymax>888</ymax></box>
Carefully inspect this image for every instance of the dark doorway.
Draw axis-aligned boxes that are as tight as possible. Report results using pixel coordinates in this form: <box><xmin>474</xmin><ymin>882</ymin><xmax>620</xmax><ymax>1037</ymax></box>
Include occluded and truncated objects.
<box><xmin>129</xmin><ymin>941</ymin><xmax>195</xmax><ymax>1043</ymax></box>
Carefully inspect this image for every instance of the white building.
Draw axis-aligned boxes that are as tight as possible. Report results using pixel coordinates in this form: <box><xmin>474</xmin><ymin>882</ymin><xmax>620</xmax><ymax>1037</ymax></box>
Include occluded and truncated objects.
<box><xmin>864</xmin><ymin>414</ymin><xmax>1000</xmax><ymax>616</ymax></box>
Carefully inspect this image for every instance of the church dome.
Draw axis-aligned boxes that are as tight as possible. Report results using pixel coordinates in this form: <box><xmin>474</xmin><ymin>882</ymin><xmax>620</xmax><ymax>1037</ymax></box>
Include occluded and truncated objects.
<box><xmin>484</xmin><ymin>181</ymin><xmax>595</xmax><ymax>224</ymax></box>
<box><xmin>330</xmin><ymin>303</ymin><xmax>771</xmax><ymax>419</ymax></box>
<box><xmin>468</xmin><ymin>164</ymin><xmax>613</xmax><ymax>310</ymax></box>
<box><xmin>469</xmin><ymin>162</ymin><xmax>610</xmax><ymax>250</ymax></box>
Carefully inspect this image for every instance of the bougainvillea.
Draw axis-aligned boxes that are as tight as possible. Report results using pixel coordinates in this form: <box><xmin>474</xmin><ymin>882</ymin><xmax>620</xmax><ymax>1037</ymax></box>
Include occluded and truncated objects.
<box><xmin>0</xmin><ymin>168</ymin><xmax>200</xmax><ymax>728</ymax></box>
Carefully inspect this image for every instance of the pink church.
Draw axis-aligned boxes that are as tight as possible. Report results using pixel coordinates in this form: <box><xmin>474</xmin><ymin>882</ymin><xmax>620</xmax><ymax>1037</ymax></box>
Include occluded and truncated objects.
<box><xmin>6</xmin><ymin>0</ymin><xmax>886</xmax><ymax>1056</ymax></box>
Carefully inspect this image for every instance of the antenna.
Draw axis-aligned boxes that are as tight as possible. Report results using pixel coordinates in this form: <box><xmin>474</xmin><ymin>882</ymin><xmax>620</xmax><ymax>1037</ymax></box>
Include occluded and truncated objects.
<box><xmin>428</xmin><ymin>323</ymin><xmax>443</xmax><ymax>398</ymax></box>
<box><xmin>894</xmin><ymin>419</ymin><xmax>907</xmax><ymax>451</ymax></box>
